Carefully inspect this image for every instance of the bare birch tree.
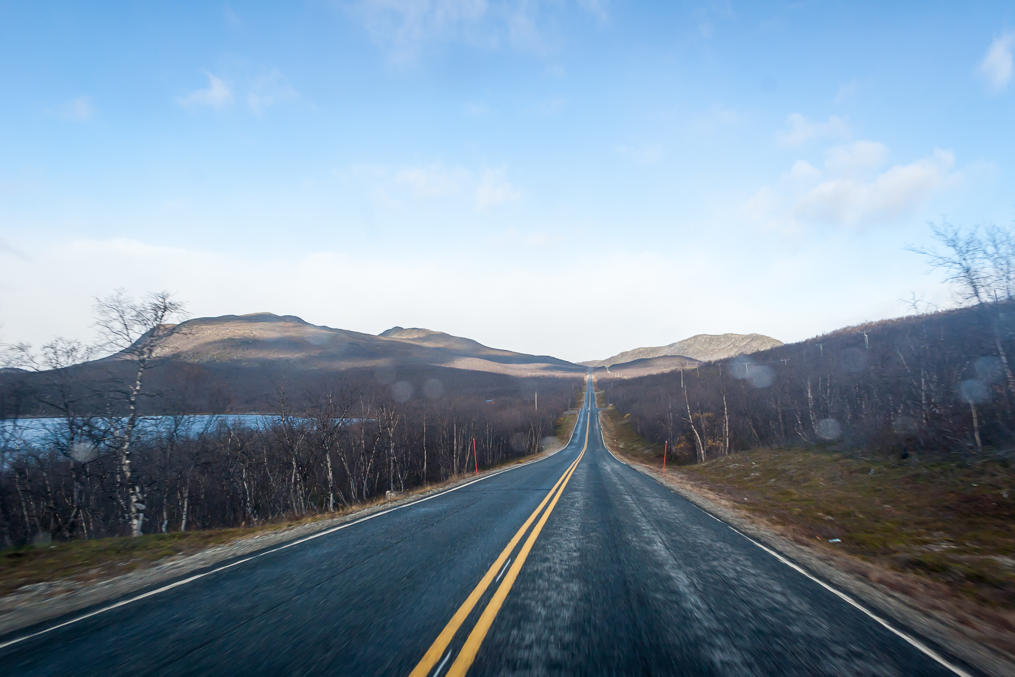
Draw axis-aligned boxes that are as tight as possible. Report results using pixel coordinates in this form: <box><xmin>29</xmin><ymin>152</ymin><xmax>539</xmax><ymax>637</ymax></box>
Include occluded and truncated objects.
<box><xmin>95</xmin><ymin>290</ymin><xmax>184</xmax><ymax>536</ymax></box>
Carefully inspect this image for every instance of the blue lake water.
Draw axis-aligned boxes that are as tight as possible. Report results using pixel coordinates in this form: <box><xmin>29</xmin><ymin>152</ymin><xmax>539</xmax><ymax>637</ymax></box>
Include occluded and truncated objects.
<box><xmin>0</xmin><ymin>414</ymin><xmax>301</xmax><ymax>448</ymax></box>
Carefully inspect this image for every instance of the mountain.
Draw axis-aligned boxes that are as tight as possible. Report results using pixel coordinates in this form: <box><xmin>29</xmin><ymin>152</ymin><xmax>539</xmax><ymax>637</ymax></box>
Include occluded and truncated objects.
<box><xmin>584</xmin><ymin>333</ymin><xmax>783</xmax><ymax>372</ymax></box>
<box><xmin>1</xmin><ymin>314</ymin><xmax>583</xmax><ymax>415</ymax></box>
<box><xmin>589</xmin><ymin>354</ymin><xmax>702</xmax><ymax>379</ymax></box>
<box><xmin>114</xmin><ymin>314</ymin><xmax>577</xmax><ymax>375</ymax></box>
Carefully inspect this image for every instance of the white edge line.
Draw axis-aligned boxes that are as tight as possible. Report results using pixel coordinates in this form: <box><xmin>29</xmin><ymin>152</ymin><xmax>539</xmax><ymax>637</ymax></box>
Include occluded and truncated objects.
<box><xmin>0</xmin><ymin>404</ymin><xmax>589</xmax><ymax>652</ymax></box>
<box><xmin>592</xmin><ymin>402</ymin><xmax>972</xmax><ymax>677</ymax></box>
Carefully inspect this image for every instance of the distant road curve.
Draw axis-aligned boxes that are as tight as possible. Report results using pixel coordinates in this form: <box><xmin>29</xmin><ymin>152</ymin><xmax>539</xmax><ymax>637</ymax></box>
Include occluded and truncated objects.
<box><xmin>0</xmin><ymin>382</ymin><xmax>972</xmax><ymax>675</ymax></box>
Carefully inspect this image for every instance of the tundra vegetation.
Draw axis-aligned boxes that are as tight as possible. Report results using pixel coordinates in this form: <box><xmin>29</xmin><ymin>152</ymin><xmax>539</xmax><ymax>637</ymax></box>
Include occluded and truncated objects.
<box><xmin>0</xmin><ymin>292</ymin><xmax>580</xmax><ymax>548</ymax></box>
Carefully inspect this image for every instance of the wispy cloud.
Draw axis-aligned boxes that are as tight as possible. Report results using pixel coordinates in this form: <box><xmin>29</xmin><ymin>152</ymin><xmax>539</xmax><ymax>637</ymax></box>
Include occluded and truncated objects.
<box><xmin>464</xmin><ymin>101</ymin><xmax>490</xmax><ymax>116</ymax></box>
<box><xmin>823</xmin><ymin>140</ymin><xmax>888</xmax><ymax>176</ymax></box>
<box><xmin>695</xmin><ymin>0</ymin><xmax>735</xmax><ymax>40</ymax></box>
<box><xmin>178</xmin><ymin>72</ymin><xmax>234</xmax><ymax>109</ymax></box>
<box><xmin>346</xmin><ymin>162</ymin><xmax>521</xmax><ymax>211</ymax></box>
<box><xmin>615</xmin><ymin>143</ymin><xmax>664</xmax><ymax>165</ymax></box>
<box><xmin>351</xmin><ymin>0</ymin><xmax>607</xmax><ymax>63</ymax></box>
<box><xmin>834</xmin><ymin>79</ymin><xmax>857</xmax><ymax>104</ymax></box>
<box><xmin>745</xmin><ymin>145</ymin><xmax>959</xmax><ymax>229</ymax></box>
<box><xmin>576</xmin><ymin>0</ymin><xmax>608</xmax><ymax>24</ymax></box>
<box><xmin>247</xmin><ymin>69</ymin><xmax>298</xmax><ymax>113</ymax></box>
<box><xmin>531</xmin><ymin>95</ymin><xmax>566</xmax><ymax>116</ymax></box>
<box><xmin>56</xmin><ymin>96</ymin><xmax>94</xmax><ymax>121</ymax></box>
<box><xmin>395</xmin><ymin>164</ymin><xmax>468</xmax><ymax>198</ymax></box>
<box><xmin>776</xmin><ymin>113</ymin><xmax>848</xmax><ymax>147</ymax></box>
<box><xmin>0</xmin><ymin>237</ymin><xmax>28</xmax><ymax>260</ymax></box>
<box><xmin>796</xmin><ymin>149</ymin><xmax>956</xmax><ymax>226</ymax></box>
<box><xmin>978</xmin><ymin>31</ymin><xmax>1014</xmax><ymax>92</ymax></box>
<box><xmin>475</xmin><ymin>168</ymin><xmax>520</xmax><ymax>210</ymax></box>
<box><xmin>687</xmin><ymin>104</ymin><xmax>740</xmax><ymax>136</ymax></box>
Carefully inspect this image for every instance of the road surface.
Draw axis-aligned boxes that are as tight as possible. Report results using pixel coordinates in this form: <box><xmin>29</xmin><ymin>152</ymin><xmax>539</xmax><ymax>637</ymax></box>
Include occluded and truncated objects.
<box><xmin>0</xmin><ymin>381</ymin><xmax>968</xmax><ymax>675</ymax></box>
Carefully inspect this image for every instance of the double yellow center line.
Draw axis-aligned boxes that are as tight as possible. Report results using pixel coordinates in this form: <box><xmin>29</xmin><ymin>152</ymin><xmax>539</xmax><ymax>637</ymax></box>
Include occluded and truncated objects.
<box><xmin>410</xmin><ymin>411</ymin><xmax>591</xmax><ymax>677</ymax></box>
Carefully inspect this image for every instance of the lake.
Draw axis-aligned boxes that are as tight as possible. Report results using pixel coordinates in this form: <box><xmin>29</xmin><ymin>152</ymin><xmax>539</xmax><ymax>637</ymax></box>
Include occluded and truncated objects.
<box><xmin>0</xmin><ymin>414</ymin><xmax>326</xmax><ymax>448</ymax></box>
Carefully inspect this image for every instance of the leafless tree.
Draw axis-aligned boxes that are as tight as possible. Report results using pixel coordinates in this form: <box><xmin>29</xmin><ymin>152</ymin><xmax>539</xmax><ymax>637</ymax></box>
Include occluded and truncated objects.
<box><xmin>915</xmin><ymin>222</ymin><xmax>1015</xmax><ymax>399</ymax></box>
<box><xmin>94</xmin><ymin>290</ymin><xmax>184</xmax><ymax>536</ymax></box>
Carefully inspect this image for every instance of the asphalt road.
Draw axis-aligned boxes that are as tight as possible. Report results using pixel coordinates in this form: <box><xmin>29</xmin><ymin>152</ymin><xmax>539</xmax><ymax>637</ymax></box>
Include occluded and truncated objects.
<box><xmin>0</xmin><ymin>381</ymin><xmax>968</xmax><ymax>675</ymax></box>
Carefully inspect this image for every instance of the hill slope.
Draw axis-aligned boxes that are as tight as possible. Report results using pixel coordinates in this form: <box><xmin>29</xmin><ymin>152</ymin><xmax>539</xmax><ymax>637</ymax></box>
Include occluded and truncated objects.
<box><xmin>584</xmin><ymin>333</ymin><xmax>782</xmax><ymax>369</ymax></box>
<box><xmin>591</xmin><ymin>354</ymin><xmax>702</xmax><ymax>379</ymax></box>
<box><xmin>119</xmin><ymin>314</ymin><xmax>579</xmax><ymax>375</ymax></box>
<box><xmin>2</xmin><ymin>313</ymin><xmax>583</xmax><ymax>414</ymax></box>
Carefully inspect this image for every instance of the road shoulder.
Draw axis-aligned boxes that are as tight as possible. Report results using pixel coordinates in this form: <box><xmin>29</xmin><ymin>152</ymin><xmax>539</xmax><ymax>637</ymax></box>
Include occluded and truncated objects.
<box><xmin>596</xmin><ymin>407</ymin><xmax>1015</xmax><ymax>677</ymax></box>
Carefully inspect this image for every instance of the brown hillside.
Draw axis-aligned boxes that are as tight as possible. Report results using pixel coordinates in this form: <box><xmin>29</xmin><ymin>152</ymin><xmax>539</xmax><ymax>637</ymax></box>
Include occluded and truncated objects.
<box><xmin>584</xmin><ymin>333</ymin><xmax>782</xmax><ymax>370</ymax></box>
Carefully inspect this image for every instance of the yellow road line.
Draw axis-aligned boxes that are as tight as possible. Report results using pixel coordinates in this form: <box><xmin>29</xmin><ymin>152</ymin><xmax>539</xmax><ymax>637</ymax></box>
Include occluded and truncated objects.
<box><xmin>444</xmin><ymin>416</ymin><xmax>589</xmax><ymax>676</ymax></box>
<box><xmin>409</xmin><ymin>415</ymin><xmax>588</xmax><ymax>677</ymax></box>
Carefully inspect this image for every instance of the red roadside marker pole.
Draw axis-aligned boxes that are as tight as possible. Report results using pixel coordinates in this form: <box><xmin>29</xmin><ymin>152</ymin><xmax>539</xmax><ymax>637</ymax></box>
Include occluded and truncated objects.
<box><xmin>662</xmin><ymin>440</ymin><xmax>668</xmax><ymax>475</ymax></box>
<box><xmin>473</xmin><ymin>437</ymin><xmax>479</xmax><ymax>475</ymax></box>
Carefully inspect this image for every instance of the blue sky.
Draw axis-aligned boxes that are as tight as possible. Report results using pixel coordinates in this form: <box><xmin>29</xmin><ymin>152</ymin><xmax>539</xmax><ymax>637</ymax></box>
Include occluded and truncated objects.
<box><xmin>1</xmin><ymin>1</ymin><xmax>1013</xmax><ymax>361</ymax></box>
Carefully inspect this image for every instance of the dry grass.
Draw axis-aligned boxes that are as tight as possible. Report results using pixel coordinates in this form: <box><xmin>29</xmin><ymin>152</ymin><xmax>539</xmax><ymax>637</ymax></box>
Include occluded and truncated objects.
<box><xmin>681</xmin><ymin>449</ymin><xmax>1015</xmax><ymax>610</ymax></box>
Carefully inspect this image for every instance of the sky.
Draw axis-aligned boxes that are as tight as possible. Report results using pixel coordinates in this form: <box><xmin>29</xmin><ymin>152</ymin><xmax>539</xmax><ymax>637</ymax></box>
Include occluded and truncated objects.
<box><xmin>1</xmin><ymin>1</ymin><xmax>1014</xmax><ymax>363</ymax></box>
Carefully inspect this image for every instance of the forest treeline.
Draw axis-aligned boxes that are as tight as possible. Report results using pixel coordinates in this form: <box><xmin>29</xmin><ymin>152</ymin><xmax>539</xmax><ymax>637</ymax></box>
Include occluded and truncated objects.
<box><xmin>602</xmin><ymin>224</ymin><xmax>1015</xmax><ymax>465</ymax></box>
<box><xmin>602</xmin><ymin>300</ymin><xmax>1014</xmax><ymax>464</ymax></box>
<box><xmin>0</xmin><ymin>291</ymin><xmax>580</xmax><ymax>546</ymax></box>
<box><xmin>0</xmin><ymin>383</ymin><xmax>577</xmax><ymax>547</ymax></box>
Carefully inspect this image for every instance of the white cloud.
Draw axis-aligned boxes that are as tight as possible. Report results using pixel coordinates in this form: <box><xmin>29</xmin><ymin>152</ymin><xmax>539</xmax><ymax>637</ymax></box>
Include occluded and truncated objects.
<box><xmin>745</xmin><ymin>146</ymin><xmax>959</xmax><ymax>229</ymax></box>
<box><xmin>788</xmin><ymin>160</ymin><xmax>821</xmax><ymax>183</ymax></box>
<box><xmin>354</xmin><ymin>0</ymin><xmax>496</xmax><ymax>62</ymax></box>
<box><xmin>978</xmin><ymin>31</ymin><xmax>1014</xmax><ymax>92</ymax></box>
<box><xmin>395</xmin><ymin>164</ymin><xmax>468</xmax><ymax>198</ymax></box>
<box><xmin>694</xmin><ymin>0</ymin><xmax>735</xmax><ymax>40</ymax></box>
<box><xmin>178</xmin><ymin>72</ymin><xmax>234</xmax><ymax>109</ymax></box>
<box><xmin>247</xmin><ymin>69</ymin><xmax>298</xmax><ymax>113</ymax></box>
<box><xmin>823</xmin><ymin>140</ymin><xmax>888</xmax><ymax>176</ymax></box>
<box><xmin>58</xmin><ymin>96</ymin><xmax>93</xmax><ymax>121</ymax></box>
<box><xmin>775</xmin><ymin>113</ymin><xmax>848</xmax><ymax>147</ymax></box>
<box><xmin>345</xmin><ymin>163</ymin><xmax>520</xmax><ymax>210</ymax></box>
<box><xmin>834</xmin><ymin>79</ymin><xmax>857</xmax><ymax>104</ymax></box>
<box><xmin>686</xmin><ymin>104</ymin><xmax>741</xmax><ymax>136</ymax></box>
<box><xmin>615</xmin><ymin>143</ymin><xmax>664</xmax><ymax>165</ymax></box>
<box><xmin>532</xmin><ymin>95</ymin><xmax>566</xmax><ymax>115</ymax></box>
<box><xmin>576</xmin><ymin>0</ymin><xmax>608</xmax><ymax>24</ymax></box>
<box><xmin>352</xmin><ymin>0</ymin><xmax>606</xmax><ymax>62</ymax></box>
<box><xmin>0</xmin><ymin>238</ymin><xmax>27</xmax><ymax>260</ymax></box>
<box><xmin>475</xmin><ymin>169</ymin><xmax>520</xmax><ymax>210</ymax></box>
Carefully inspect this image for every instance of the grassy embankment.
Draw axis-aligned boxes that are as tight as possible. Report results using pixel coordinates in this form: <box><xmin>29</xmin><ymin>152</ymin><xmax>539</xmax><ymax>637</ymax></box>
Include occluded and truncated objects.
<box><xmin>0</xmin><ymin>408</ymin><xmax>581</xmax><ymax>598</ymax></box>
<box><xmin>596</xmin><ymin>394</ymin><xmax>1015</xmax><ymax>613</ymax></box>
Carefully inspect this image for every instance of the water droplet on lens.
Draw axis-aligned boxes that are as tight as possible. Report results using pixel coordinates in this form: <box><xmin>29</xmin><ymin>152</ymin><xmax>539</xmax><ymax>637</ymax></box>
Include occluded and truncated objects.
<box><xmin>423</xmin><ymin>378</ymin><xmax>444</xmax><ymax>400</ymax></box>
<box><xmin>974</xmin><ymin>356</ymin><xmax>1003</xmax><ymax>384</ymax></box>
<box><xmin>392</xmin><ymin>380</ymin><xmax>413</xmax><ymax>403</ymax></box>
<box><xmin>748</xmin><ymin>364</ymin><xmax>775</xmax><ymax>388</ymax></box>
<box><xmin>730</xmin><ymin>356</ymin><xmax>753</xmax><ymax>380</ymax></box>
<box><xmin>958</xmin><ymin>379</ymin><xmax>989</xmax><ymax>404</ymax></box>
<box><xmin>815</xmin><ymin>418</ymin><xmax>842</xmax><ymax>440</ymax></box>
<box><xmin>374</xmin><ymin>365</ymin><xmax>396</xmax><ymax>385</ymax></box>
<box><xmin>892</xmin><ymin>416</ymin><xmax>918</xmax><ymax>435</ymax></box>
